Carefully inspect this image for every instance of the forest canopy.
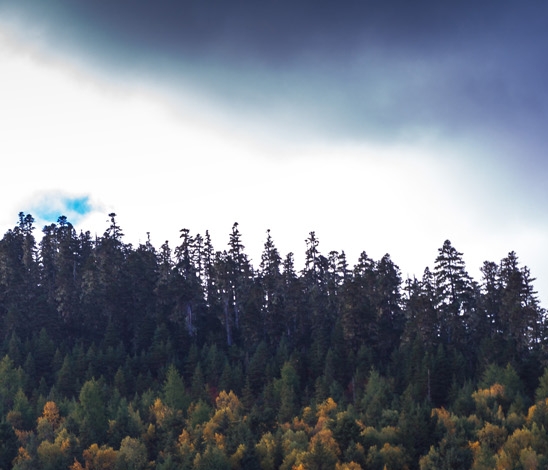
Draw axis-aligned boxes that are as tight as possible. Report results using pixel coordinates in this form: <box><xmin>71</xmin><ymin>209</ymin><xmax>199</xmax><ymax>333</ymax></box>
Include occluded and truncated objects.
<box><xmin>0</xmin><ymin>212</ymin><xmax>547</xmax><ymax>469</ymax></box>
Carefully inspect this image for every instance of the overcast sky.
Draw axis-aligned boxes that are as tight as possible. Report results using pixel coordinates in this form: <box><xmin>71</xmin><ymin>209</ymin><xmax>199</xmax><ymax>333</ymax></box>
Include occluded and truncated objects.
<box><xmin>1</xmin><ymin>1</ymin><xmax>547</xmax><ymax>303</ymax></box>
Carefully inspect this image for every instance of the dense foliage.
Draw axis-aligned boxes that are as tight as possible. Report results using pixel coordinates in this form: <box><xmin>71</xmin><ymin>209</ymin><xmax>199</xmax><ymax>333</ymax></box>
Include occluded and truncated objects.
<box><xmin>0</xmin><ymin>212</ymin><xmax>547</xmax><ymax>469</ymax></box>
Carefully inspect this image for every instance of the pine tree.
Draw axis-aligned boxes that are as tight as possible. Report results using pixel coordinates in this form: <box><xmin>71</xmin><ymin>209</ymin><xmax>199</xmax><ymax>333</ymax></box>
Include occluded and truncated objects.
<box><xmin>340</xmin><ymin>252</ymin><xmax>376</xmax><ymax>353</ymax></box>
<box><xmin>281</xmin><ymin>252</ymin><xmax>306</xmax><ymax>346</ymax></box>
<box><xmin>433</xmin><ymin>240</ymin><xmax>475</xmax><ymax>346</ymax></box>
<box><xmin>498</xmin><ymin>252</ymin><xmax>545</xmax><ymax>357</ymax></box>
<box><xmin>0</xmin><ymin>422</ymin><xmax>18</xmax><ymax>470</ymax></box>
<box><xmin>0</xmin><ymin>213</ymin><xmax>42</xmax><ymax>338</ymax></box>
<box><xmin>213</xmin><ymin>223</ymin><xmax>254</xmax><ymax>347</ymax></box>
<box><xmin>372</xmin><ymin>254</ymin><xmax>404</xmax><ymax>362</ymax></box>
<box><xmin>163</xmin><ymin>364</ymin><xmax>190</xmax><ymax>412</ymax></box>
<box><xmin>79</xmin><ymin>215</ymin><xmax>130</xmax><ymax>343</ymax></box>
<box><xmin>402</xmin><ymin>269</ymin><xmax>439</xmax><ymax>349</ymax></box>
<box><xmin>126</xmin><ymin>240</ymin><xmax>159</xmax><ymax>353</ymax></box>
<box><xmin>172</xmin><ymin>228</ymin><xmax>205</xmax><ymax>339</ymax></box>
<box><xmin>302</xmin><ymin>232</ymin><xmax>332</xmax><ymax>340</ymax></box>
<box><xmin>259</xmin><ymin>230</ymin><xmax>285</xmax><ymax>345</ymax></box>
<box><xmin>277</xmin><ymin>362</ymin><xmax>300</xmax><ymax>423</ymax></box>
<box><xmin>74</xmin><ymin>378</ymin><xmax>108</xmax><ymax>447</ymax></box>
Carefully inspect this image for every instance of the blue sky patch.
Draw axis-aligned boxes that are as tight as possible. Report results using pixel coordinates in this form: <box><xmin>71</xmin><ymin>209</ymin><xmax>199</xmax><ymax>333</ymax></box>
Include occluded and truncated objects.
<box><xmin>65</xmin><ymin>196</ymin><xmax>92</xmax><ymax>216</ymax></box>
<box><xmin>29</xmin><ymin>193</ymin><xmax>94</xmax><ymax>227</ymax></box>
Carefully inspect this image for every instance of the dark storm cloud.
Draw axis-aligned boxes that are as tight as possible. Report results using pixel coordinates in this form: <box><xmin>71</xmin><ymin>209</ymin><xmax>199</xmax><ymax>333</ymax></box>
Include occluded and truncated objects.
<box><xmin>33</xmin><ymin>2</ymin><xmax>524</xmax><ymax>56</ymax></box>
<box><xmin>4</xmin><ymin>1</ymin><xmax>526</xmax><ymax>64</ymax></box>
<box><xmin>2</xmin><ymin>1</ymin><xmax>548</xmax><ymax>149</ymax></box>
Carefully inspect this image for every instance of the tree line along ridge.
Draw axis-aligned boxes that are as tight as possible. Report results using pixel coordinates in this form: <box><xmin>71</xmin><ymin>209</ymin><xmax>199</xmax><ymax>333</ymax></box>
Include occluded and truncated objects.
<box><xmin>0</xmin><ymin>212</ymin><xmax>547</xmax><ymax>469</ymax></box>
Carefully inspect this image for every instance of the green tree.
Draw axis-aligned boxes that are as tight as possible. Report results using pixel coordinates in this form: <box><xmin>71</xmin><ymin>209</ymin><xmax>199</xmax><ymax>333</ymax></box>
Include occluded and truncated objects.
<box><xmin>193</xmin><ymin>444</ymin><xmax>230</xmax><ymax>470</ymax></box>
<box><xmin>340</xmin><ymin>252</ymin><xmax>376</xmax><ymax>353</ymax></box>
<box><xmin>7</xmin><ymin>388</ymin><xmax>34</xmax><ymax>431</ymax></box>
<box><xmin>259</xmin><ymin>230</ymin><xmax>285</xmax><ymax>346</ymax></box>
<box><xmin>477</xmin><ymin>261</ymin><xmax>502</xmax><ymax>349</ymax></box>
<box><xmin>281</xmin><ymin>252</ymin><xmax>306</xmax><ymax>347</ymax></box>
<box><xmin>404</xmin><ymin>269</ymin><xmax>439</xmax><ymax>349</ymax></box>
<box><xmin>433</xmin><ymin>240</ymin><xmax>475</xmax><ymax>347</ymax></box>
<box><xmin>301</xmin><ymin>232</ymin><xmax>334</xmax><ymax>342</ymax></box>
<box><xmin>0</xmin><ymin>422</ymin><xmax>18</xmax><ymax>470</ymax></box>
<box><xmin>74</xmin><ymin>378</ymin><xmax>108</xmax><ymax>446</ymax></box>
<box><xmin>56</xmin><ymin>354</ymin><xmax>77</xmax><ymax>398</ymax></box>
<box><xmin>80</xmin><ymin>213</ymin><xmax>132</xmax><ymax>344</ymax></box>
<box><xmin>535</xmin><ymin>367</ymin><xmax>548</xmax><ymax>402</ymax></box>
<box><xmin>116</xmin><ymin>436</ymin><xmax>148</xmax><ymax>470</ymax></box>
<box><xmin>0</xmin><ymin>213</ymin><xmax>42</xmax><ymax>338</ymax></box>
<box><xmin>498</xmin><ymin>252</ymin><xmax>545</xmax><ymax>360</ymax></box>
<box><xmin>361</xmin><ymin>369</ymin><xmax>394</xmax><ymax>426</ymax></box>
<box><xmin>0</xmin><ymin>355</ymin><xmax>25</xmax><ymax>416</ymax></box>
<box><xmin>125</xmin><ymin>238</ymin><xmax>160</xmax><ymax>352</ymax></box>
<box><xmin>372</xmin><ymin>254</ymin><xmax>404</xmax><ymax>362</ymax></box>
<box><xmin>39</xmin><ymin>216</ymin><xmax>82</xmax><ymax>339</ymax></box>
<box><xmin>247</xmin><ymin>341</ymin><xmax>270</xmax><ymax>395</ymax></box>
<box><xmin>163</xmin><ymin>364</ymin><xmax>189</xmax><ymax>412</ymax></box>
<box><xmin>330</xmin><ymin>408</ymin><xmax>361</xmax><ymax>454</ymax></box>
<box><xmin>277</xmin><ymin>362</ymin><xmax>300</xmax><ymax>423</ymax></box>
<box><xmin>172</xmin><ymin>228</ymin><xmax>205</xmax><ymax>339</ymax></box>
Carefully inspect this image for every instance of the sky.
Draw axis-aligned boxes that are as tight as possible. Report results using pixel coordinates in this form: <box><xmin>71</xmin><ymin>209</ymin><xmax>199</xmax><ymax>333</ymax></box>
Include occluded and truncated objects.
<box><xmin>0</xmin><ymin>1</ymin><xmax>547</xmax><ymax>303</ymax></box>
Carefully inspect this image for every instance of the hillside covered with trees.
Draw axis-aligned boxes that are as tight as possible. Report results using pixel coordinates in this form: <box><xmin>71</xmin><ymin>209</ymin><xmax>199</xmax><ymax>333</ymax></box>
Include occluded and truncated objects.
<box><xmin>0</xmin><ymin>212</ymin><xmax>547</xmax><ymax>469</ymax></box>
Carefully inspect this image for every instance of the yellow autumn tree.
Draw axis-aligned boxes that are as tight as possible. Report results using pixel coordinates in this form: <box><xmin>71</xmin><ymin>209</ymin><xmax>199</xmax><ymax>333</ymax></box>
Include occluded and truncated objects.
<box><xmin>493</xmin><ymin>426</ymin><xmax>548</xmax><ymax>469</ymax></box>
<box><xmin>472</xmin><ymin>384</ymin><xmax>506</xmax><ymax>422</ymax></box>
<box><xmin>71</xmin><ymin>443</ymin><xmax>117</xmax><ymax>470</ymax></box>
<box><xmin>37</xmin><ymin>427</ymin><xmax>77</xmax><ymax>469</ymax></box>
<box><xmin>470</xmin><ymin>423</ymin><xmax>508</xmax><ymax>470</ymax></box>
<box><xmin>335</xmin><ymin>463</ymin><xmax>363</xmax><ymax>470</ymax></box>
<box><xmin>256</xmin><ymin>432</ymin><xmax>279</xmax><ymax>470</ymax></box>
<box><xmin>36</xmin><ymin>401</ymin><xmax>62</xmax><ymax>442</ymax></box>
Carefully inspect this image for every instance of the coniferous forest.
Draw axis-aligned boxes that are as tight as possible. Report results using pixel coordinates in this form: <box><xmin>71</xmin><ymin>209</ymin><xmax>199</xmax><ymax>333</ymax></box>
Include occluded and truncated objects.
<box><xmin>1</xmin><ymin>212</ymin><xmax>548</xmax><ymax>469</ymax></box>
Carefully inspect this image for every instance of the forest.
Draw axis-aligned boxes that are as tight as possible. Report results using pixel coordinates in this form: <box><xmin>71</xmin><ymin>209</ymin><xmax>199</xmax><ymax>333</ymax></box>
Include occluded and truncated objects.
<box><xmin>0</xmin><ymin>211</ymin><xmax>547</xmax><ymax>469</ymax></box>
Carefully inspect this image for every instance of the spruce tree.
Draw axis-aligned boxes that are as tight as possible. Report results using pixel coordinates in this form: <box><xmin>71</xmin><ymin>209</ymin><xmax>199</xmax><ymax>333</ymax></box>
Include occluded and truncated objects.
<box><xmin>433</xmin><ymin>240</ymin><xmax>475</xmax><ymax>347</ymax></box>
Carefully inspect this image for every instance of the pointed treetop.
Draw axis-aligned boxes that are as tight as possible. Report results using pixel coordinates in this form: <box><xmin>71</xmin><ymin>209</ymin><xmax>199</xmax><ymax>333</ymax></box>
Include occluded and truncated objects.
<box><xmin>18</xmin><ymin>212</ymin><xmax>35</xmax><ymax>235</ymax></box>
<box><xmin>104</xmin><ymin>213</ymin><xmax>124</xmax><ymax>241</ymax></box>
<box><xmin>260</xmin><ymin>229</ymin><xmax>281</xmax><ymax>275</ymax></box>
